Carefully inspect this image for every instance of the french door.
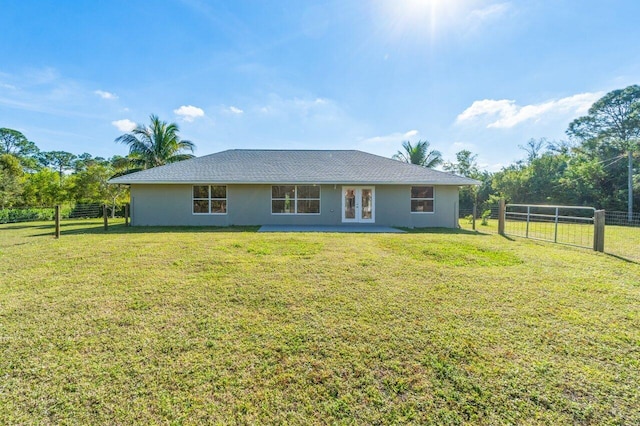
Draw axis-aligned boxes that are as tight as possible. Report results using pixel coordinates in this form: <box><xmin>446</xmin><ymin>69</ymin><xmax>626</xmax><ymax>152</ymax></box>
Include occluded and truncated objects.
<box><xmin>342</xmin><ymin>187</ymin><xmax>375</xmax><ymax>223</ymax></box>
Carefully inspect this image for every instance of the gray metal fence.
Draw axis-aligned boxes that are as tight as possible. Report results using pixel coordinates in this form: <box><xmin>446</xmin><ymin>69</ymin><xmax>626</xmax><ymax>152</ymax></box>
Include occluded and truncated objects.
<box><xmin>602</xmin><ymin>211</ymin><xmax>640</xmax><ymax>262</ymax></box>
<box><xmin>461</xmin><ymin>203</ymin><xmax>638</xmax><ymax>261</ymax></box>
<box><xmin>504</xmin><ymin>204</ymin><xmax>596</xmax><ymax>249</ymax></box>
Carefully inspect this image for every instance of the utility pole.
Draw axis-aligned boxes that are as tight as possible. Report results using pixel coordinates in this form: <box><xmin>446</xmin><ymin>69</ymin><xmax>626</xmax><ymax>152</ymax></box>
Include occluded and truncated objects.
<box><xmin>629</xmin><ymin>150</ymin><xmax>634</xmax><ymax>223</ymax></box>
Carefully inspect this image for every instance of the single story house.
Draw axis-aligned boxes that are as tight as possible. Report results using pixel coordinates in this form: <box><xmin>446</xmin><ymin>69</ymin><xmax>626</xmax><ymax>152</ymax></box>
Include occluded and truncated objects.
<box><xmin>108</xmin><ymin>149</ymin><xmax>480</xmax><ymax>228</ymax></box>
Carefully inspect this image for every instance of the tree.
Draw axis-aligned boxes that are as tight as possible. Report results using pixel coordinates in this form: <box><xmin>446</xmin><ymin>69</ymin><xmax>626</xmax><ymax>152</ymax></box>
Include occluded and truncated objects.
<box><xmin>22</xmin><ymin>168</ymin><xmax>67</xmax><ymax>206</ymax></box>
<box><xmin>68</xmin><ymin>159</ymin><xmax>129</xmax><ymax>217</ymax></box>
<box><xmin>443</xmin><ymin>150</ymin><xmax>482</xmax><ymax>212</ymax></box>
<box><xmin>0</xmin><ymin>128</ymin><xmax>40</xmax><ymax>171</ymax></box>
<box><xmin>560</xmin><ymin>154</ymin><xmax>609</xmax><ymax>208</ymax></box>
<box><xmin>0</xmin><ymin>128</ymin><xmax>38</xmax><ymax>157</ymax></box>
<box><xmin>518</xmin><ymin>138</ymin><xmax>547</xmax><ymax>164</ymax></box>
<box><xmin>73</xmin><ymin>152</ymin><xmax>106</xmax><ymax>172</ymax></box>
<box><xmin>443</xmin><ymin>150</ymin><xmax>479</xmax><ymax>177</ymax></box>
<box><xmin>492</xmin><ymin>152</ymin><xmax>570</xmax><ymax>206</ymax></box>
<box><xmin>115</xmin><ymin>114</ymin><xmax>195</xmax><ymax>171</ymax></box>
<box><xmin>38</xmin><ymin>151</ymin><xmax>78</xmax><ymax>184</ymax></box>
<box><xmin>567</xmin><ymin>85</ymin><xmax>640</xmax><ymax>220</ymax></box>
<box><xmin>392</xmin><ymin>140</ymin><xmax>442</xmax><ymax>168</ymax></box>
<box><xmin>0</xmin><ymin>154</ymin><xmax>24</xmax><ymax>208</ymax></box>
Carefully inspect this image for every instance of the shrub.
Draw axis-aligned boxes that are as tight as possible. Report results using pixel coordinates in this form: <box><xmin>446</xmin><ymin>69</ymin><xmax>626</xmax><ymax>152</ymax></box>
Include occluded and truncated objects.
<box><xmin>481</xmin><ymin>210</ymin><xmax>492</xmax><ymax>226</ymax></box>
<box><xmin>0</xmin><ymin>206</ymin><xmax>73</xmax><ymax>224</ymax></box>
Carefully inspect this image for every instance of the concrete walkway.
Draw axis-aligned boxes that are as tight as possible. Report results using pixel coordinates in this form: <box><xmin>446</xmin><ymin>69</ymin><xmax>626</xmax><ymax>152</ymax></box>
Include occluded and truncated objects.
<box><xmin>258</xmin><ymin>225</ymin><xmax>405</xmax><ymax>233</ymax></box>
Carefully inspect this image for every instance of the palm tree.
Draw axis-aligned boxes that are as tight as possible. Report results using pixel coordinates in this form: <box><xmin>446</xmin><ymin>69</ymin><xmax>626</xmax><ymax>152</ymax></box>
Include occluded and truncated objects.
<box><xmin>393</xmin><ymin>140</ymin><xmax>443</xmax><ymax>168</ymax></box>
<box><xmin>115</xmin><ymin>114</ymin><xmax>196</xmax><ymax>171</ymax></box>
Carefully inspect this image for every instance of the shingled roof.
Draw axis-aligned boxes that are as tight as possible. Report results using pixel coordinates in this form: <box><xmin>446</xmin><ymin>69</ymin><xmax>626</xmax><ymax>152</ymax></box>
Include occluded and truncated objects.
<box><xmin>108</xmin><ymin>149</ymin><xmax>480</xmax><ymax>186</ymax></box>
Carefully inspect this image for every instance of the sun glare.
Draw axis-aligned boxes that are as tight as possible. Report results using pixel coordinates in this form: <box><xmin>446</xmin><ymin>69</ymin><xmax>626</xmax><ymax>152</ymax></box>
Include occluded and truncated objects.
<box><xmin>376</xmin><ymin>0</ymin><xmax>468</xmax><ymax>42</ymax></box>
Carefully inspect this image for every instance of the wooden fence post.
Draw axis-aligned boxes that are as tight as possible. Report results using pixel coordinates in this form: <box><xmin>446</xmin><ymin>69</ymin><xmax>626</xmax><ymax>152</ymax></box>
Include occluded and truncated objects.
<box><xmin>103</xmin><ymin>204</ymin><xmax>108</xmax><ymax>231</ymax></box>
<box><xmin>498</xmin><ymin>198</ymin><xmax>506</xmax><ymax>236</ymax></box>
<box><xmin>55</xmin><ymin>205</ymin><xmax>61</xmax><ymax>239</ymax></box>
<box><xmin>593</xmin><ymin>210</ymin><xmax>605</xmax><ymax>252</ymax></box>
<box><xmin>124</xmin><ymin>203</ymin><xmax>129</xmax><ymax>226</ymax></box>
<box><xmin>472</xmin><ymin>202</ymin><xmax>477</xmax><ymax>231</ymax></box>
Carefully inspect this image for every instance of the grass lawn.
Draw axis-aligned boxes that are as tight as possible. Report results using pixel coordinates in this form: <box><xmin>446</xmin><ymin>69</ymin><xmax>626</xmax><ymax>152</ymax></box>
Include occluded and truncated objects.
<box><xmin>1</xmin><ymin>220</ymin><xmax>639</xmax><ymax>424</ymax></box>
<box><xmin>460</xmin><ymin>218</ymin><xmax>640</xmax><ymax>263</ymax></box>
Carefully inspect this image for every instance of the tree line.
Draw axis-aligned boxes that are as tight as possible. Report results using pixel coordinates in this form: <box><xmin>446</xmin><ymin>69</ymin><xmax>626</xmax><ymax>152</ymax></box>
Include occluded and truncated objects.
<box><xmin>393</xmin><ymin>85</ymin><xmax>640</xmax><ymax>219</ymax></box>
<box><xmin>1</xmin><ymin>86</ymin><xmax>638</xmax><ymax>218</ymax></box>
<box><xmin>0</xmin><ymin>115</ymin><xmax>195</xmax><ymax>211</ymax></box>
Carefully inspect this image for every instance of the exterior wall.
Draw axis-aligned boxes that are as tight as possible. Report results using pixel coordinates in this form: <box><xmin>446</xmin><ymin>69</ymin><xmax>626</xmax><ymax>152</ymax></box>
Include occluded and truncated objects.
<box><xmin>130</xmin><ymin>183</ymin><xmax>460</xmax><ymax>228</ymax></box>
<box><xmin>376</xmin><ymin>185</ymin><xmax>460</xmax><ymax>228</ymax></box>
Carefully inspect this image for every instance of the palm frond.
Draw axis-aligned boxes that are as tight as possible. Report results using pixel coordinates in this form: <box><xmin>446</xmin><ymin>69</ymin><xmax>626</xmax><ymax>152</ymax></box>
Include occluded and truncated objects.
<box><xmin>113</xmin><ymin>114</ymin><xmax>197</xmax><ymax>169</ymax></box>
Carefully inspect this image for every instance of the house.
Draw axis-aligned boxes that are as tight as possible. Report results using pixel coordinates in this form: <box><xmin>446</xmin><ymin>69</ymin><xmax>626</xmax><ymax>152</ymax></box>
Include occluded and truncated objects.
<box><xmin>108</xmin><ymin>149</ymin><xmax>480</xmax><ymax>228</ymax></box>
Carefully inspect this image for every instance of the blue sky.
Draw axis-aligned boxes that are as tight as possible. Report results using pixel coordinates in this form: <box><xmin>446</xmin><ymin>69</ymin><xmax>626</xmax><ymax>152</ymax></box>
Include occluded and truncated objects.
<box><xmin>1</xmin><ymin>0</ymin><xmax>639</xmax><ymax>171</ymax></box>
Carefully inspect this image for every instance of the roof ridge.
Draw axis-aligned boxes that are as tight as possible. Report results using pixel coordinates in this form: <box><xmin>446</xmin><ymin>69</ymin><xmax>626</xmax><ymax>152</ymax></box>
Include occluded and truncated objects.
<box><xmin>225</xmin><ymin>149</ymin><xmax>361</xmax><ymax>152</ymax></box>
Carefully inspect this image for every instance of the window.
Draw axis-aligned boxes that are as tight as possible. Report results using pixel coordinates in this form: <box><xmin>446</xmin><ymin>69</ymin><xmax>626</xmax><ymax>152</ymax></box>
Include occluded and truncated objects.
<box><xmin>272</xmin><ymin>185</ymin><xmax>320</xmax><ymax>214</ymax></box>
<box><xmin>193</xmin><ymin>185</ymin><xmax>227</xmax><ymax>214</ymax></box>
<box><xmin>411</xmin><ymin>186</ymin><xmax>434</xmax><ymax>213</ymax></box>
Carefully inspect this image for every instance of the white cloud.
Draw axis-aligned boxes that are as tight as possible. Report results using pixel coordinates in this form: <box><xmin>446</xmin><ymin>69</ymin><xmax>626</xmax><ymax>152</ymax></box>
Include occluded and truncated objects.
<box><xmin>94</xmin><ymin>90</ymin><xmax>118</xmax><ymax>100</ymax></box>
<box><xmin>361</xmin><ymin>129</ymin><xmax>420</xmax><ymax>145</ymax></box>
<box><xmin>456</xmin><ymin>92</ymin><xmax>603</xmax><ymax>129</ymax></box>
<box><xmin>228</xmin><ymin>106</ymin><xmax>243</xmax><ymax>114</ymax></box>
<box><xmin>256</xmin><ymin>95</ymin><xmax>337</xmax><ymax>119</ymax></box>
<box><xmin>111</xmin><ymin>119</ymin><xmax>137</xmax><ymax>132</ymax></box>
<box><xmin>174</xmin><ymin>105</ymin><xmax>205</xmax><ymax>122</ymax></box>
<box><xmin>451</xmin><ymin>141</ymin><xmax>475</xmax><ymax>150</ymax></box>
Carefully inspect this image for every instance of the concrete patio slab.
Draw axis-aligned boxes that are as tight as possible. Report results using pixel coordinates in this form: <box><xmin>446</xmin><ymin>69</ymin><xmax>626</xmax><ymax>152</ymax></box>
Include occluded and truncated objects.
<box><xmin>258</xmin><ymin>225</ymin><xmax>406</xmax><ymax>233</ymax></box>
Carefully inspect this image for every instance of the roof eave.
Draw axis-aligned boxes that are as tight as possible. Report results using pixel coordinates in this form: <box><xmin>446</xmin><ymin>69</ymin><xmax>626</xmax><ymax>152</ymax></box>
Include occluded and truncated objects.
<box><xmin>108</xmin><ymin>180</ymin><xmax>480</xmax><ymax>186</ymax></box>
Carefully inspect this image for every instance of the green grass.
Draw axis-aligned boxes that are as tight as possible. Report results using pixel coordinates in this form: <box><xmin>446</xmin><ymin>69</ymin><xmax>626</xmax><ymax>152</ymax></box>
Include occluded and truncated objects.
<box><xmin>1</xmin><ymin>219</ymin><xmax>639</xmax><ymax>424</ymax></box>
<box><xmin>460</xmin><ymin>218</ymin><xmax>640</xmax><ymax>262</ymax></box>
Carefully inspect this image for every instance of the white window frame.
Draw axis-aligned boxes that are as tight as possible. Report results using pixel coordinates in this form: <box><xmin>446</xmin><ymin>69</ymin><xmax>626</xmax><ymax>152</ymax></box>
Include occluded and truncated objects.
<box><xmin>410</xmin><ymin>186</ymin><xmax>435</xmax><ymax>214</ymax></box>
<box><xmin>192</xmin><ymin>185</ymin><xmax>228</xmax><ymax>215</ymax></box>
<box><xmin>271</xmin><ymin>185</ymin><xmax>321</xmax><ymax>215</ymax></box>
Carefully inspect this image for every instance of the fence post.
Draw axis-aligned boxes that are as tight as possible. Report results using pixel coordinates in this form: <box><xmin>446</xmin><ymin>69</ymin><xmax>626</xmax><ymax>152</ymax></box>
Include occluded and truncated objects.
<box><xmin>593</xmin><ymin>210</ymin><xmax>605</xmax><ymax>252</ymax></box>
<box><xmin>472</xmin><ymin>202</ymin><xmax>477</xmax><ymax>231</ymax></box>
<box><xmin>554</xmin><ymin>207</ymin><xmax>559</xmax><ymax>243</ymax></box>
<box><xmin>498</xmin><ymin>199</ymin><xmax>506</xmax><ymax>235</ymax></box>
<box><xmin>124</xmin><ymin>203</ymin><xmax>129</xmax><ymax>226</ymax></box>
<box><xmin>103</xmin><ymin>204</ymin><xmax>108</xmax><ymax>231</ymax></box>
<box><xmin>55</xmin><ymin>205</ymin><xmax>61</xmax><ymax>239</ymax></box>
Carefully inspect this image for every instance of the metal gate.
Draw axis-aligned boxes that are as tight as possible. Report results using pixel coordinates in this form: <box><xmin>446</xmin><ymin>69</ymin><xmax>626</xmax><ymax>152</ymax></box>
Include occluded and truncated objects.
<box><xmin>504</xmin><ymin>204</ymin><xmax>596</xmax><ymax>249</ymax></box>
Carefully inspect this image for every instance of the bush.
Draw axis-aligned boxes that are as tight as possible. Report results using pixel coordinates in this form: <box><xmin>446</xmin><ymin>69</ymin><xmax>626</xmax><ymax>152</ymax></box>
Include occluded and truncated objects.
<box><xmin>0</xmin><ymin>207</ymin><xmax>54</xmax><ymax>223</ymax></box>
<box><xmin>0</xmin><ymin>206</ymin><xmax>73</xmax><ymax>224</ymax></box>
<box><xmin>481</xmin><ymin>210</ymin><xmax>492</xmax><ymax>226</ymax></box>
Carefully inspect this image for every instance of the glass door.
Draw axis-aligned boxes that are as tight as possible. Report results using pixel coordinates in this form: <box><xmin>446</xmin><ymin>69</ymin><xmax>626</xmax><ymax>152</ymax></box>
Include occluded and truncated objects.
<box><xmin>342</xmin><ymin>187</ymin><xmax>375</xmax><ymax>223</ymax></box>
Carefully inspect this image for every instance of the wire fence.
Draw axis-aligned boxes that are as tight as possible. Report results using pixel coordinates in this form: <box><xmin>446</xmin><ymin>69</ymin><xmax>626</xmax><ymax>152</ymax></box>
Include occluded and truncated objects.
<box><xmin>3</xmin><ymin>202</ymin><xmax>637</xmax><ymax>261</ymax></box>
<box><xmin>0</xmin><ymin>204</ymin><xmax>125</xmax><ymax>224</ymax></box>
<box><xmin>460</xmin><ymin>205</ymin><xmax>639</xmax><ymax>262</ymax></box>
<box><xmin>504</xmin><ymin>204</ymin><xmax>595</xmax><ymax>249</ymax></box>
<box><xmin>602</xmin><ymin>211</ymin><xmax>640</xmax><ymax>262</ymax></box>
<box><xmin>459</xmin><ymin>207</ymin><xmax>500</xmax><ymax>232</ymax></box>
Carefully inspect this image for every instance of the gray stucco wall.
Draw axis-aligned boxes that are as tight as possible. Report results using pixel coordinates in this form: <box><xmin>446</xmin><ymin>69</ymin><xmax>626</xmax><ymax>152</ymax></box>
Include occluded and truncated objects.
<box><xmin>130</xmin><ymin>184</ymin><xmax>460</xmax><ymax>228</ymax></box>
